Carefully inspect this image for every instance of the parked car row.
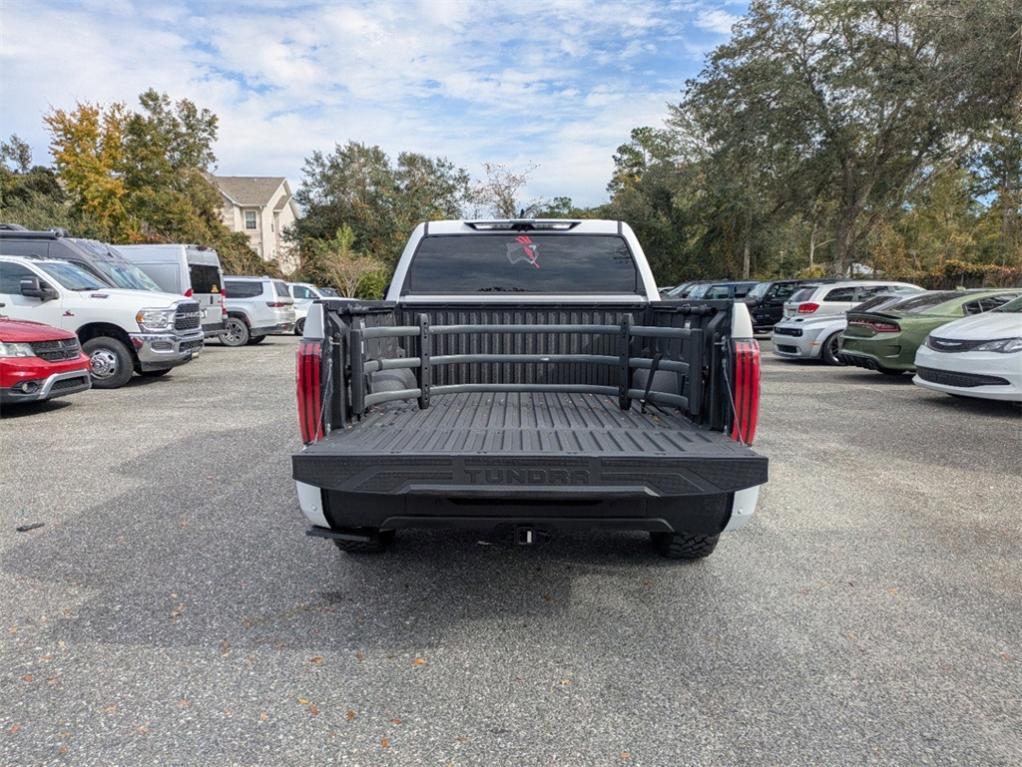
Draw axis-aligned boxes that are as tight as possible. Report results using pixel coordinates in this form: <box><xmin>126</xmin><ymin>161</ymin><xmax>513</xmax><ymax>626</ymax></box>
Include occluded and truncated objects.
<box><xmin>0</xmin><ymin>226</ymin><xmax>338</xmax><ymax>406</ymax></box>
<box><xmin>660</xmin><ymin>273</ymin><xmax>1021</xmax><ymax>403</ymax></box>
<box><xmin>771</xmin><ymin>282</ymin><xmax>1022</xmax><ymax>402</ymax></box>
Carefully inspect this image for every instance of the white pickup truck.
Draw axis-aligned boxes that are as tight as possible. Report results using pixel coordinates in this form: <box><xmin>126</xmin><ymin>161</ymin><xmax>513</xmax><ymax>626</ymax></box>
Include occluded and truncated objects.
<box><xmin>0</xmin><ymin>255</ymin><xmax>204</xmax><ymax>388</ymax></box>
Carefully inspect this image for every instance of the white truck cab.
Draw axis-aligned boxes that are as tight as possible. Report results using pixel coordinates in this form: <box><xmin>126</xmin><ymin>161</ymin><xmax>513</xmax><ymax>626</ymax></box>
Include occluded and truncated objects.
<box><xmin>0</xmin><ymin>255</ymin><xmax>204</xmax><ymax>388</ymax></box>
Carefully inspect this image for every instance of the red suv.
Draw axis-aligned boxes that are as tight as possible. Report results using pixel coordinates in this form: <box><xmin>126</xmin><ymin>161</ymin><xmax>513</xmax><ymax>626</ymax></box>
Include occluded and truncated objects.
<box><xmin>0</xmin><ymin>314</ymin><xmax>92</xmax><ymax>405</ymax></box>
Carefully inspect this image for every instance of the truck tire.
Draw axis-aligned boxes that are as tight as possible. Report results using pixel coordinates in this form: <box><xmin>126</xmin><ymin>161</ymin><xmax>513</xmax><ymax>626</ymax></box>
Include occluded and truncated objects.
<box><xmin>651</xmin><ymin>532</ymin><xmax>719</xmax><ymax>559</ymax></box>
<box><xmin>221</xmin><ymin>317</ymin><xmax>250</xmax><ymax>347</ymax></box>
<box><xmin>138</xmin><ymin>368</ymin><xmax>172</xmax><ymax>378</ymax></box>
<box><xmin>294</xmin><ymin>318</ymin><xmax>305</xmax><ymax>336</ymax></box>
<box><xmin>82</xmin><ymin>336</ymin><xmax>134</xmax><ymax>389</ymax></box>
<box><xmin>332</xmin><ymin>529</ymin><xmax>394</xmax><ymax>554</ymax></box>
<box><xmin>247</xmin><ymin>335</ymin><xmax>266</xmax><ymax>345</ymax></box>
<box><xmin>821</xmin><ymin>332</ymin><xmax>844</xmax><ymax>366</ymax></box>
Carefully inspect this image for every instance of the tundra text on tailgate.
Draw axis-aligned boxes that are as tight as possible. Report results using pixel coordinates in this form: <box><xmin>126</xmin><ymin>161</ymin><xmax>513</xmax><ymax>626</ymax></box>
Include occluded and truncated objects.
<box><xmin>291</xmin><ymin>219</ymin><xmax>767</xmax><ymax>559</ymax></box>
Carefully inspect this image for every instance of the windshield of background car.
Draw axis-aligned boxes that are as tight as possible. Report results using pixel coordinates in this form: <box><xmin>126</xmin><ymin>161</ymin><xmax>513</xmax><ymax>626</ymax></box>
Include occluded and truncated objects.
<box><xmin>853</xmin><ymin>294</ymin><xmax>908</xmax><ymax>313</ymax></box>
<box><xmin>788</xmin><ymin>287</ymin><xmax>817</xmax><ymax>303</ymax></box>
<box><xmin>889</xmin><ymin>291</ymin><xmax>966</xmax><ymax>314</ymax></box>
<box><xmin>745</xmin><ymin>282</ymin><xmax>769</xmax><ymax>299</ymax></box>
<box><xmin>92</xmin><ymin>259</ymin><xmax>162</xmax><ymax>291</ymax></box>
<box><xmin>319</xmin><ymin>287</ymin><xmax>339</xmax><ymax>297</ymax></box>
<box><xmin>993</xmin><ymin>295</ymin><xmax>1022</xmax><ymax>313</ymax></box>
<box><xmin>37</xmin><ymin>261</ymin><xmax>105</xmax><ymax>290</ymax></box>
<box><xmin>404</xmin><ymin>234</ymin><xmax>639</xmax><ymax>294</ymax></box>
<box><xmin>733</xmin><ymin>282</ymin><xmax>757</xmax><ymax>297</ymax></box>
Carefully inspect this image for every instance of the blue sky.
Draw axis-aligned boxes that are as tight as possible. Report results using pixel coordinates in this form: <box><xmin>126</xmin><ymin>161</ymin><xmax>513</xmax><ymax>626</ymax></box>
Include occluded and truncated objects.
<box><xmin>0</xmin><ymin>0</ymin><xmax>745</xmax><ymax>207</ymax></box>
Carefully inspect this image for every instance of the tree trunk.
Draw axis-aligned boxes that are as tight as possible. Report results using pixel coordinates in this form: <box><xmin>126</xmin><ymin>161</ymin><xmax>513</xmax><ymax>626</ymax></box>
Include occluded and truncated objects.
<box><xmin>809</xmin><ymin>219</ymin><xmax>817</xmax><ymax>268</ymax></box>
<box><xmin>742</xmin><ymin>235</ymin><xmax>751</xmax><ymax>279</ymax></box>
<box><xmin>832</xmin><ymin>212</ymin><xmax>857</xmax><ymax>277</ymax></box>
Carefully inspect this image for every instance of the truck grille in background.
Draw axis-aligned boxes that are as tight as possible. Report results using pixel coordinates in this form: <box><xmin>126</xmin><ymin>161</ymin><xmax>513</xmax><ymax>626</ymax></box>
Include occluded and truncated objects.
<box><xmin>30</xmin><ymin>338</ymin><xmax>81</xmax><ymax>361</ymax></box>
<box><xmin>175</xmin><ymin>302</ymin><xmax>202</xmax><ymax>331</ymax></box>
<box><xmin>916</xmin><ymin>367</ymin><xmax>1009</xmax><ymax>388</ymax></box>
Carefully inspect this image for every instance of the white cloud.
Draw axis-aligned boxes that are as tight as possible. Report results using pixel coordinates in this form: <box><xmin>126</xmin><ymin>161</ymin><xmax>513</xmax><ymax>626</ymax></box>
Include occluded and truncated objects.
<box><xmin>694</xmin><ymin>8</ymin><xmax>740</xmax><ymax>35</ymax></box>
<box><xmin>0</xmin><ymin>0</ymin><xmax>726</xmax><ymax>207</ymax></box>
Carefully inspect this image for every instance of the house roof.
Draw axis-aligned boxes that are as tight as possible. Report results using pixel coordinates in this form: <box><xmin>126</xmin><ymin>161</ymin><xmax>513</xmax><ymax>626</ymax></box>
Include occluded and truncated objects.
<box><xmin>214</xmin><ymin>176</ymin><xmax>287</xmax><ymax>207</ymax></box>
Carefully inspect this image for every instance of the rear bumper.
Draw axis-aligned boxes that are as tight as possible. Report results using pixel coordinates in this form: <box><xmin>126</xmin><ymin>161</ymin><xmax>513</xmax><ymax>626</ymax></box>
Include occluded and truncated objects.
<box><xmin>293</xmin><ymin>449</ymin><xmax>768</xmax><ymax>537</ymax></box>
<box><xmin>838</xmin><ymin>336</ymin><xmax>912</xmax><ymax>372</ymax></box>
<box><xmin>202</xmin><ymin>320</ymin><xmax>225</xmax><ymax>337</ymax></box>
<box><xmin>250</xmin><ymin>321</ymin><xmax>295</xmax><ymax>336</ymax></box>
<box><xmin>296</xmin><ymin>482</ymin><xmax>764</xmax><ymax>537</ymax></box>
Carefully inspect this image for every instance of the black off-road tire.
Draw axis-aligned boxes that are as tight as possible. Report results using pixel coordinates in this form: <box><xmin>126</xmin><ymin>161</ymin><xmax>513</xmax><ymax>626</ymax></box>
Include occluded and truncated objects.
<box><xmin>82</xmin><ymin>336</ymin><xmax>135</xmax><ymax>389</ymax></box>
<box><xmin>332</xmin><ymin>529</ymin><xmax>394</xmax><ymax>554</ymax></box>
<box><xmin>821</xmin><ymin>332</ymin><xmax>844</xmax><ymax>366</ymax></box>
<box><xmin>651</xmin><ymin>532</ymin><xmax>720</xmax><ymax>559</ymax></box>
<box><xmin>247</xmin><ymin>335</ymin><xmax>267</xmax><ymax>345</ymax></box>
<box><xmin>138</xmin><ymin>368</ymin><xmax>172</xmax><ymax>378</ymax></box>
<box><xmin>294</xmin><ymin>318</ymin><xmax>305</xmax><ymax>336</ymax></box>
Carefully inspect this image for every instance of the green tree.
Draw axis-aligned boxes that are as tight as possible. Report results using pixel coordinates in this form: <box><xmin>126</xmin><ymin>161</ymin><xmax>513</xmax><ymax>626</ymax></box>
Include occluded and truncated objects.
<box><xmin>298</xmin><ymin>224</ymin><xmax>388</xmax><ymax>298</ymax></box>
<box><xmin>0</xmin><ymin>134</ymin><xmax>94</xmax><ymax>234</ymax></box>
<box><xmin>42</xmin><ymin>90</ymin><xmax>267</xmax><ymax>274</ymax></box>
<box><xmin>680</xmin><ymin>0</ymin><xmax>1022</xmax><ymax>275</ymax></box>
<box><xmin>291</xmin><ymin>141</ymin><xmax>471</xmax><ymax>268</ymax></box>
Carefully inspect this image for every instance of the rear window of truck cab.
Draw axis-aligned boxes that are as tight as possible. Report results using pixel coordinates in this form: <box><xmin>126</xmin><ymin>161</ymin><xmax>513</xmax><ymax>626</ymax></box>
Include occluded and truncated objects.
<box><xmin>403</xmin><ymin>234</ymin><xmax>640</xmax><ymax>295</ymax></box>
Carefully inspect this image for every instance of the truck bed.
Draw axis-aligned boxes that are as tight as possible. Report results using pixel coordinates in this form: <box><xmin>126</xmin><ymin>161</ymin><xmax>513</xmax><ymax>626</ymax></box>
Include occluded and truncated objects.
<box><xmin>293</xmin><ymin>392</ymin><xmax>766</xmax><ymax>499</ymax></box>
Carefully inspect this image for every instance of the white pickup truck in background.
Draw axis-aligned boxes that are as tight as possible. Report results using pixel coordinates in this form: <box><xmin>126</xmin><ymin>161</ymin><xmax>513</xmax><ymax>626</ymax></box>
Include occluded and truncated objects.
<box><xmin>0</xmin><ymin>255</ymin><xmax>204</xmax><ymax>388</ymax></box>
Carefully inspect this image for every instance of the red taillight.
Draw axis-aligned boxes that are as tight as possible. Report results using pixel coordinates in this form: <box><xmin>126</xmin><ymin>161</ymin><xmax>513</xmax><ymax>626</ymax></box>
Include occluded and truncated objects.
<box><xmin>849</xmin><ymin>319</ymin><xmax>901</xmax><ymax>333</ymax></box>
<box><xmin>869</xmin><ymin>321</ymin><xmax>900</xmax><ymax>333</ymax></box>
<box><xmin>296</xmin><ymin>340</ymin><xmax>323</xmax><ymax>443</ymax></box>
<box><xmin>730</xmin><ymin>339</ymin><xmax>761</xmax><ymax>445</ymax></box>
<box><xmin>184</xmin><ymin>288</ymin><xmax>193</xmax><ymax>297</ymax></box>
<box><xmin>219</xmin><ymin>294</ymin><xmax>227</xmax><ymax>318</ymax></box>
<box><xmin>797</xmin><ymin>302</ymin><xmax>819</xmax><ymax>314</ymax></box>
<box><xmin>267</xmin><ymin>301</ymin><xmax>288</xmax><ymax>308</ymax></box>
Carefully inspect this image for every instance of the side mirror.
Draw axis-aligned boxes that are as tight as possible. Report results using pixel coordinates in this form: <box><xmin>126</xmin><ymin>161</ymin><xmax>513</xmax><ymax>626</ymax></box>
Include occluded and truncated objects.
<box><xmin>20</xmin><ymin>276</ymin><xmax>57</xmax><ymax>301</ymax></box>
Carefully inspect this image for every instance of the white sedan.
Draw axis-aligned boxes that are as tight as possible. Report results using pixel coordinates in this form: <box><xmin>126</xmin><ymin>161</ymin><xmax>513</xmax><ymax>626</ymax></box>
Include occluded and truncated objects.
<box><xmin>913</xmin><ymin>296</ymin><xmax>1022</xmax><ymax>401</ymax></box>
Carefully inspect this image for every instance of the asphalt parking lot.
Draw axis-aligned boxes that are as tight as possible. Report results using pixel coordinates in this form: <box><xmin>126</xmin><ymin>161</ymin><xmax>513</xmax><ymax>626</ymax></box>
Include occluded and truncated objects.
<box><xmin>2</xmin><ymin>336</ymin><xmax>1020</xmax><ymax>766</ymax></box>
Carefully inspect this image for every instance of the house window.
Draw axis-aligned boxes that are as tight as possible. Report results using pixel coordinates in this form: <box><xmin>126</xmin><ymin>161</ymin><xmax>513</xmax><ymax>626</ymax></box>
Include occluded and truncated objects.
<box><xmin>245</xmin><ymin>211</ymin><xmax>257</xmax><ymax>230</ymax></box>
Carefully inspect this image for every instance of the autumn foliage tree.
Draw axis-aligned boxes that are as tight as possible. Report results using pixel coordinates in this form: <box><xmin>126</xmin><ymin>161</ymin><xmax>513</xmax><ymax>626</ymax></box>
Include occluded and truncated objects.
<box><xmin>42</xmin><ymin>89</ymin><xmax>268</xmax><ymax>275</ymax></box>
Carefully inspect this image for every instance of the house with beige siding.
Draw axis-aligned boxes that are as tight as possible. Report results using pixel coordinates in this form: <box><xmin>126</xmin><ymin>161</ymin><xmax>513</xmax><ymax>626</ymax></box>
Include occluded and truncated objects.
<box><xmin>214</xmin><ymin>176</ymin><xmax>301</xmax><ymax>274</ymax></box>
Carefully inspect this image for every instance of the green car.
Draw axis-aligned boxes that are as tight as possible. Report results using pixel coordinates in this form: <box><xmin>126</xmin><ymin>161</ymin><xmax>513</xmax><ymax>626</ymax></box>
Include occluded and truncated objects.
<box><xmin>839</xmin><ymin>289</ymin><xmax>1022</xmax><ymax>375</ymax></box>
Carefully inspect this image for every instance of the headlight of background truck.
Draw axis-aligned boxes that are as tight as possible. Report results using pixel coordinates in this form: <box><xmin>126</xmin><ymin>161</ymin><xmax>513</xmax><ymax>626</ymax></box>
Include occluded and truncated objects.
<box><xmin>0</xmin><ymin>342</ymin><xmax>35</xmax><ymax>358</ymax></box>
<box><xmin>135</xmin><ymin>307</ymin><xmax>176</xmax><ymax>333</ymax></box>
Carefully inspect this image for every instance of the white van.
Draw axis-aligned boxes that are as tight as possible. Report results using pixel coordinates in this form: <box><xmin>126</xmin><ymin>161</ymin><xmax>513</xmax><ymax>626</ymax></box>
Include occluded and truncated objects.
<box><xmin>115</xmin><ymin>244</ymin><xmax>226</xmax><ymax>338</ymax></box>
